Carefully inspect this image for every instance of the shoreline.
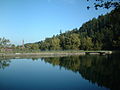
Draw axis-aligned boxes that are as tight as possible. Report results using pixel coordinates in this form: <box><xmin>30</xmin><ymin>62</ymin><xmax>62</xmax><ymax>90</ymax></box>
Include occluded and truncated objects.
<box><xmin>0</xmin><ymin>51</ymin><xmax>112</xmax><ymax>57</ymax></box>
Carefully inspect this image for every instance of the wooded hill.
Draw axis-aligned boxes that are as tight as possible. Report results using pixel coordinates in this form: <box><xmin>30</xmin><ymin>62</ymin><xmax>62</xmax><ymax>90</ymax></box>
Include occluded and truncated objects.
<box><xmin>25</xmin><ymin>7</ymin><xmax>120</xmax><ymax>50</ymax></box>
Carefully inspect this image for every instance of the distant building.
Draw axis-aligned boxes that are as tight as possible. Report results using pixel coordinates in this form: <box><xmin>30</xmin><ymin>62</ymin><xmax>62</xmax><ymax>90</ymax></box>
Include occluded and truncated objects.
<box><xmin>22</xmin><ymin>40</ymin><xmax>25</xmax><ymax>48</ymax></box>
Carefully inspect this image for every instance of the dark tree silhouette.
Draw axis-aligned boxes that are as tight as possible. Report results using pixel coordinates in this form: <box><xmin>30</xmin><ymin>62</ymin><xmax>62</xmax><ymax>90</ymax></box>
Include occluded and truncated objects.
<box><xmin>87</xmin><ymin>0</ymin><xmax>120</xmax><ymax>10</ymax></box>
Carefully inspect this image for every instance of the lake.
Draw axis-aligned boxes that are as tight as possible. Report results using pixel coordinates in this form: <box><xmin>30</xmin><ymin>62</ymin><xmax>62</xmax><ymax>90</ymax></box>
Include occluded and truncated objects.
<box><xmin>0</xmin><ymin>53</ymin><xmax>120</xmax><ymax>90</ymax></box>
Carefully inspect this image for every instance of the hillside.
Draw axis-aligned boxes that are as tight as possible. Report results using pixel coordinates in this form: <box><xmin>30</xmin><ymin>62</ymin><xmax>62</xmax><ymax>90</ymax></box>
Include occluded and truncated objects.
<box><xmin>25</xmin><ymin>7</ymin><xmax>120</xmax><ymax>50</ymax></box>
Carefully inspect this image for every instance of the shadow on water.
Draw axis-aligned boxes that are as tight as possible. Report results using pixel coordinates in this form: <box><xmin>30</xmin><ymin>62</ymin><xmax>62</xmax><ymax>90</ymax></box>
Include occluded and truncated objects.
<box><xmin>0</xmin><ymin>52</ymin><xmax>120</xmax><ymax>90</ymax></box>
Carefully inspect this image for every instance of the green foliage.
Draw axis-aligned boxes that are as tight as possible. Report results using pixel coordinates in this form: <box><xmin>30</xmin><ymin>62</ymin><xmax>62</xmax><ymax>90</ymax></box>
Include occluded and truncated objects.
<box><xmin>22</xmin><ymin>7</ymin><xmax>120</xmax><ymax>50</ymax></box>
<box><xmin>79</xmin><ymin>7</ymin><xmax>120</xmax><ymax>50</ymax></box>
<box><xmin>80</xmin><ymin>37</ymin><xmax>93</xmax><ymax>50</ymax></box>
<box><xmin>0</xmin><ymin>37</ymin><xmax>10</xmax><ymax>48</ymax></box>
<box><xmin>60</xmin><ymin>33</ymin><xmax>80</xmax><ymax>50</ymax></box>
<box><xmin>25</xmin><ymin>43</ymin><xmax>39</xmax><ymax>50</ymax></box>
<box><xmin>39</xmin><ymin>37</ymin><xmax>61</xmax><ymax>50</ymax></box>
<box><xmin>49</xmin><ymin>37</ymin><xmax>61</xmax><ymax>50</ymax></box>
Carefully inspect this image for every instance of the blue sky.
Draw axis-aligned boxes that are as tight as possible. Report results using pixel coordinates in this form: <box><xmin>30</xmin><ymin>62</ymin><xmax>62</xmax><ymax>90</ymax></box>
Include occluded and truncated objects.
<box><xmin>0</xmin><ymin>0</ymin><xmax>112</xmax><ymax>45</ymax></box>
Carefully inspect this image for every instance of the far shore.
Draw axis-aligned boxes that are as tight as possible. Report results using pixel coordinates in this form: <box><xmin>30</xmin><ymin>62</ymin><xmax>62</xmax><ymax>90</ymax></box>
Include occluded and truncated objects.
<box><xmin>0</xmin><ymin>51</ymin><xmax>112</xmax><ymax>57</ymax></box>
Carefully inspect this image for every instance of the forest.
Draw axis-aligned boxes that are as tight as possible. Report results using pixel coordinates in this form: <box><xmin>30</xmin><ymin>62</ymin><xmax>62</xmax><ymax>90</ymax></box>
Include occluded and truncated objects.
<box><xmin>34</xmin><ymin>6</ymin><xmax>120</xmax><ymax>50</ymax></box>
<box><xmin>0</xmin><ymin>6</ymin><xmax>120</xmax><ymax>51</ymax></box>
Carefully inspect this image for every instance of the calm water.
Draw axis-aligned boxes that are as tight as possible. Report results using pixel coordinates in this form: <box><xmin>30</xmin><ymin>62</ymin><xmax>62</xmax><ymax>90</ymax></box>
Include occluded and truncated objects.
<box><xmin>0</xmin><ymin>53</ymin><xmax>120</xmax><ymax>90</ymax></box>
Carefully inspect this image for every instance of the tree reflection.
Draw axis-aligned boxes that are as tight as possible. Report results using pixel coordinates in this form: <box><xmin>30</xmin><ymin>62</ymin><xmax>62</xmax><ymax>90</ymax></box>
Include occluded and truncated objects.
<box><xmin>0</xmin><ymin>53</ymin><xmax>120</xmax><ymax>90</ymax></box>
<box><xmin>42</xmin><ymin>54</ymin><xmax>120</xmax><ymax>90</ymax></box>
<box><xmin>0</xmin><ymin>56</ymin><xmax>11</xmax><ymax>69</ymax></box>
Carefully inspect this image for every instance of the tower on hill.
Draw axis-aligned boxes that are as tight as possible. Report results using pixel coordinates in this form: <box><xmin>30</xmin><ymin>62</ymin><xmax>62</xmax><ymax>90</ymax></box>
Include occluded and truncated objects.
<box><xmin>22</xmin><ymin>40</ymin><xmax>25</xmax><ymax>48</ymax></box>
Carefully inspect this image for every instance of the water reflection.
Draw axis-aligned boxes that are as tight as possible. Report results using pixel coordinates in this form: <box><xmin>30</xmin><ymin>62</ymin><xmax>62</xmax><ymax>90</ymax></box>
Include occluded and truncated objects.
<box><xmin>42</xmin><ymin>54</ymin><xmax>120</xmax><ymax>90</ymax></box>
<box><xmin>0</xmin><ymin>56</ymin><xmax>11</xmax><ymax>69</ymax></box>
<box><xmin>0</xmin><ymin>53</ymin><xmax>120</xmax><ymax>90</ymax></box>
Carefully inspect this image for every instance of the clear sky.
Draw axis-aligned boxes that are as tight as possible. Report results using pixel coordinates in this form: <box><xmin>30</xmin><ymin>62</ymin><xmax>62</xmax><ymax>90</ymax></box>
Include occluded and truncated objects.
<box><xmin>0</xmin><ymin>0</ymin><xmax>112</xmax><ymax>45</ymax></box>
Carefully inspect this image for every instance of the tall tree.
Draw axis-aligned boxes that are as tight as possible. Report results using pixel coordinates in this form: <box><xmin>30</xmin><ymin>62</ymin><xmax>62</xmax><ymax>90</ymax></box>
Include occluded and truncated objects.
<box><xmin>0</xmin><ymin>37</ymin><xmax>10</xmax><ymax>48</ymax></box>
<box><xmin>80</xmin><ymin>37</ymin><xmax>93</xmax><ymax>50</ymax></box>
<box><xmin>49</xmin><ymin>37</ymin><xmax>61</xmax><ymax>50</ymax></box>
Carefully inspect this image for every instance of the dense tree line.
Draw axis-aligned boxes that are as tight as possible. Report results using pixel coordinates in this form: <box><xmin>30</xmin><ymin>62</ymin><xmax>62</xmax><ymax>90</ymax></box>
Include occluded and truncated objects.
<box><xmin>2</xmin><ymin>5</ymin><xmax>119</xmax><ymax>51</ymax></box>
<box><xmin>0</xmin><ymin>2</ymin><xmax>120</xmax><ymax>51</ymax></box>
<box><xmin>28</xmin><ymin>7</ymin><xmax>119</xmax><ymax>51</ymax></box>
<box><xmin>78</xmin><ymin>6</ymin><xmax>120</xmax><ymax>50</ymax></box>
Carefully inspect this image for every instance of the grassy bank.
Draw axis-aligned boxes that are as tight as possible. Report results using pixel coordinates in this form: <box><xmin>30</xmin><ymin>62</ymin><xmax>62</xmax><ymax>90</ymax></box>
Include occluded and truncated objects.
<box><xmin>0</xmin><ymin>49</ymin><xmax>112</xmax><ymax>53</ymax></box>
<box><xmin>0</xmin><ymin>50</ymin><xmax>112</xmax><ymax>57</ymax></box>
